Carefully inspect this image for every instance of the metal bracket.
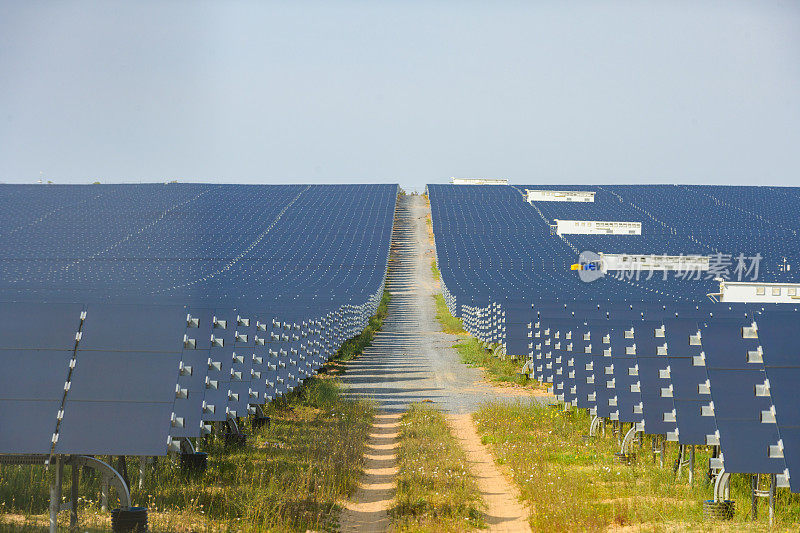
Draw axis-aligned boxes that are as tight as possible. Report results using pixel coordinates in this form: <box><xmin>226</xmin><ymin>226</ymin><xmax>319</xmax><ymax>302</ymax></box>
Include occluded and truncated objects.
<box><xmin>589</xmin><ymin>415</ymin><xmax>603</xmax><ymax>437</ymax></box>
<box><xmin>651</xmin><ymin>434</ymin><xmax>666</xmax><ymax>467</ymax></box>
<box><xmin>751</xmin><ymin>473</ymin><xmax>777</xmax><ymax>526</ymax></box>
<box><xmin>620</xmin><ymin>425</ymin><xmax>639</xmax><ymax>456</ymax></box>
<box><xmin>714</xmin><ymin>468</ymin><xmax>731</xmax><ymax>502</ymax></box>
<box><xmin>69</xmin><ymin>455</ymin><xmax>131</xmax><ymax>508</ymax></box>
<box><xmin>675</xmin><ymin>444</ymin><xmax>695</xmax><ymax>485</ymax></box>
<box><xmin>180</xmin><ymin>438</ymin><xmax>196</xmax><ymax>454</ymax></box>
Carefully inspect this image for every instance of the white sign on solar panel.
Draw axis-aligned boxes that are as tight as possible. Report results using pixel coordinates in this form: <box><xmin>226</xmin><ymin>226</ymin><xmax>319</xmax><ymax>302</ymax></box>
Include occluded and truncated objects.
<box><xmin>552</xmin><ymin>219</ymin><xmax>641</xmax><ymax>235</ymax></box>
<box><xmin>450</xmin><ymin>177</ymin><xmax>508</xmax><ymax>185</ymax></box>
<box><xmin>717</xmin><ymin>280</ymin><xmax>800</xmax><ymax>303</ymax></box>
<box><xmin>600</xmin><ymin>253</ymin><xmax>709</xmax><ymax>272</ymax></box>
<box><xmin>526</xmin><ymin>189</ymin><xmax>595</xmax><ymax>202</ymax></box>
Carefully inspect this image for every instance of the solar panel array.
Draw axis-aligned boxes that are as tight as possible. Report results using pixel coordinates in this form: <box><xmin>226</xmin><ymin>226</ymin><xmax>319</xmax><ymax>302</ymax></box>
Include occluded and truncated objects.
<box><xmin>0</xmin><ymin>183</ymin><xmax>396</xmax><ymax>456</ymax></box>
<box><xmin>428</xmin><ymin>183</ymin><xmax>800</xmax><ymax>491</ymax></box>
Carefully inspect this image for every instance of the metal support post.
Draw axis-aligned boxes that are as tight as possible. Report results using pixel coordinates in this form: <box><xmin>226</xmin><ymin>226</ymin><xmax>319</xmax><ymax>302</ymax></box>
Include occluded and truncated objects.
<box><xmin>101</xmin><ymin>478</ymin><xmax>109</xmax><ymax>511</ymax></box>
<box><xmin>138</xmin><ymin>457</ymin><xmax>151</xmax><ymax>491</ymax></box>
<box><xmin>769</xmin><ymin>473</ymin><xmax>776</xmax><ymax>526</ymax></box>
<box><xmin>70</xmin><ymin>463</ymin><xmax>79</xmax><ymax>528</ymax></box>
<box><xmin>49</xmin><ymin>456</ymin><xmax>63</xmax><ymax>533</ymax></box>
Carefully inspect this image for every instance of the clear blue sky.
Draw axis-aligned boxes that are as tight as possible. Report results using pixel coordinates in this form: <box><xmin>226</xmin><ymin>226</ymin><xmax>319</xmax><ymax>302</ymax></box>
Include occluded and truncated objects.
<box><xmin>1</xmin><ymin>1</ymin><xmax>798</xmax><ymax>192</ymax></box>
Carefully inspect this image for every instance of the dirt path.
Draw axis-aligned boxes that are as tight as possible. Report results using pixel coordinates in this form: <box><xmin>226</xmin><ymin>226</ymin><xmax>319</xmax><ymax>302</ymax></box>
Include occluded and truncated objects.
<box><xmin>338</xmin><ymin>412</ymin><xmax>401</xmax><ymax>532</ymax></box>
<box><xmin>449</xmin><ymin>414</ymin><xmax>533</xmax><ymax>532</ymax></box>
<box><xmin>340</xmin><ymin>196</ymin><xmax>540</xmax><ymax>413</ymax></box>
<box><xmin>339</xmin><ymin>195</ymin><xmax>539</xmax><ymax>532</ymax></box>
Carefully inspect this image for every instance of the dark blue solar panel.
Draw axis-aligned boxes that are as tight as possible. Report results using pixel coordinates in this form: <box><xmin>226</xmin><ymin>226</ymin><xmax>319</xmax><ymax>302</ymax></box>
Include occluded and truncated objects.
<box><xmin>0</xmin><ymin>346</ymin><xmax>74</xmax><ymax>453</ymax></box>
<box><xmin>716</xmin><ymin>421</ymin><xmax>785</xmax><ymax>474</ymax></box>
<box><xmin>67</xmin><ymin>351</ymin><xmax>180</xmax><ymax>403</ymax></box>
<box><xmin>0</xmin><ymin>350</ymin><xmax>73</xmax><ymax>401</ymax></box>
<box><xmin>0</xmin><ymin>400</ymin><xmax>62</xmax><ymax>454</ymax></box>
<box><xmin>55</xmin><ymin>401</ymin><xmax>173</xmax><ymax>456</ymax></box>
<box><xmin>428</xmin><ymin>183</ymin><xmax>800</xmax><ymax>475</ymax></box>
<box><xmin>0</xmin><ymin>303</ymin><xmax>84</xmax><ymax>350</ymax></box>
<box><xmin>754</xmin><ymin>310</ymin><xmax>800</xmax><ymax>490</ymax></box>
<box><xmin>1</xmin><ymin>184</ymin><xmax>397</xmax><ymax>455</ymax></box>
<box><xmin>79</xmin><ymin>305</ymin><xmax>187</xmax><ymax>352</ymax></box>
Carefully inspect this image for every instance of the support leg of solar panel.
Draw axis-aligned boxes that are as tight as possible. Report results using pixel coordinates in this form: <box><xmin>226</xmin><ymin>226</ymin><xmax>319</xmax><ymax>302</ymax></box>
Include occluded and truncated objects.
<box><xmin>589</xmin><ymin>415</ymin><xmax>603</xmax><ymax>437</ymax></box>
<box><xmin>770</xmin><ymin>474</ymin><xmax>776</xmax><ymax>526</ymax></box>
<box><xmin>116</xmin><ymin>456</ymin><xmax>129</xmax><ymax>491</ymax></box>
<box><xmin>651</xmin><ymin>435</ymin><xmax>666</xmax><ymax>467</ymax></box>
<box><xmin>50</xmin><ymin>455</ymin><xmax>63</xmax><ymax>533</ymax></box>
<box><xmin>180</xmin><ymin>437</ymin><xmax>196</xmax><ymax>454</ymax></box>
<box><xmin>138</xmin><ymin>457</ymin><xmax>151</xmax><ymax>491</ymax></box>
<box><xmin>70</xmin><ymin>462</ymin><xmax>79</xmax><ymax>528</ymax></box>
<box><xmin>675</xmin><ymin>445</ymin><xmax>695</xmax><ymax>485</ymax></box>
<box><xmin>620</xmin><ymin>425</ymin><xmax>639</xmax><ymax>458</ymax></box>
<box><xmin>101</xmin><ymin>478</ymin><xmax>108</xmax><ymax>511</ymax></box>
<box><xmin>714</xmin><ymin>469</ymin><xmax>731</xmax><ymax>502</ymax></box>
<box><xmin>252</xmin><ymin>404</ymin><xmax>270</xmax><ymax>429</ymax></box>
<box><xmin>751</xmin><ymin>473</ymin><xmax>777</xmax><ymax>526</ymax></box>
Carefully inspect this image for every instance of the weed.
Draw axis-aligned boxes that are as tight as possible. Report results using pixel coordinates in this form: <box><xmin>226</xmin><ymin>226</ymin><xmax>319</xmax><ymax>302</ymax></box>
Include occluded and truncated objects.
<box><xmin>473</xmin><ymin>401</ymin><xmax>800</xmax><ymax>531</ymax></box>
<box><xmin>430</xmin><ymin>259</ymin><xmax>441</xmax><ymax>281</ymax></box>
<box><xmin>393</xmin><ymin>404</ymin><xmax>485</xmax><ymax>531</ymax></box>
<box><xmin>455</xmin><ymin>337</ymin><xmax>543</xmax><ymax>389</ymax></box>
<box><xmin>433</xmin><ymin>294</ymin><xmax>465</xmax><ymax>334</ymax></box>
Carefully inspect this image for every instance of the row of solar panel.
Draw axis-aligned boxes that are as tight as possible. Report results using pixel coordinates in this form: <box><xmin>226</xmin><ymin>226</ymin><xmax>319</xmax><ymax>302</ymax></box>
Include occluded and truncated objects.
<box><xmin>0</xmin><ymin>184</ymin><xmax>397</xmax><ymax>456</ymax></box>
<box><xmin>429</xmin><ymin>183</ymin><xmax>800</xmax><ymax>491</ymax></box>
<box><xmin>0</xmin><ymin>288</ymin><xmax>384</xmax><ymax>456</ymax></box>
<box><xmin>429</xmin><ymin>184</ymin><xmax>800</xmax><ymax>306</ymax></box>
<box><xmin>460</xmin><ymin>300</ymin><xmax>800</xmax><ymax>489</ymax></box>
<box><xmin>0</xmin><ymin>184</ymin><xmax>396</xmax><ymax>306</ymax></box>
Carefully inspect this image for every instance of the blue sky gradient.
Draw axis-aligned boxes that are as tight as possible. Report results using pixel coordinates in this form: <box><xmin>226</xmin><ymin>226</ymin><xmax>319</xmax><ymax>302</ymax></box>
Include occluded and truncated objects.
<box><xmin>1</xmin><ymin>1</ymin><xmax>798</xmax><ymax>192</ymax></box>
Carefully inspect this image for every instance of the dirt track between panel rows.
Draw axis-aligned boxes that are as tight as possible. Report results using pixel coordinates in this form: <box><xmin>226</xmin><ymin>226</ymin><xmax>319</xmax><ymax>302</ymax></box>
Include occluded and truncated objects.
<box><xmin>338</xmin><ymin>195</ymin><xmax>539</xmax><ymax>532</ymax></box>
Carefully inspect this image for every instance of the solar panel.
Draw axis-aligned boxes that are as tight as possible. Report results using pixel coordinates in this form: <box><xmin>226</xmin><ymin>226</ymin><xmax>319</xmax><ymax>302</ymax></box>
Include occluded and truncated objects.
<box><xmin>428</xmin><ymin>182</ymin><xmax>800</xmax><ymax>483</ymax></box>
<box><xmin>0</xmin><ymin>183</ymin><xmax>397</xmax><ymax>456</ymax></box>
<box><xmin>55</xmin><ymin>401</ymin><xmax>174</xmax><ymax>456</ymax></box>
<box><xmin>753</xmin><ymin>310</ymin><xmax>800</xmax><ymax>490</ymax></box>
<box><xmin>0</xmin><ymin>303</ymin><xmax>84</xmax><ymax>350</ymax></box>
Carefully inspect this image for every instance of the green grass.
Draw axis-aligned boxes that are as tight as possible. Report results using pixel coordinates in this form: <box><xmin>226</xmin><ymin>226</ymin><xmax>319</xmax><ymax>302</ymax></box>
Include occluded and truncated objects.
<box><xmin>474</xmin><ymin>401</ymin><xmax>800</xmax><ymax>531</ymax></box>
<box><xmin>393</xmin><ymin>404</ymin><xmax>485</xmax><ymax>532</ymax></box>
<box><xmin>433</xmin><ymin>294</ymin><xmax>465</xmax><ymax>334</ymax></box>
<box><xmin>430</xmin><ymin>259</ymin><xmax>441</xmax><ymax>281</ymax></box>
<box><xmin>0</xmin><ymin>294</ymin><xmax>393</xmax><ymax>532</ymax></box>
<box><xmin>455</xmin><ymin>337</ymin><xmax>540</xmax><ymax>388</ymax></box>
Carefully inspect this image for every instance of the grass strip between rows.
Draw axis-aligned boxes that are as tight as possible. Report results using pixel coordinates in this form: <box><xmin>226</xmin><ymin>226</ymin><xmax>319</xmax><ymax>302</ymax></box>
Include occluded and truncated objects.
<box><xmin>433</xmin><ymin>294</ymin><xmax>465</xmax><ymax>335</ymax></box>
<box><xmin>392</xmin><ymin>403</ymin><xmax>485</xmax><ymax>532</ymax></box>
<box><xmin>455</xmin><ymin>336</ymin><xmax>535</xmax><ymax>388</ymax></box>
<box><xmin>430</xmin><ymin>259</ymin><xmax>441</xmax><ymax>281</ymax></box>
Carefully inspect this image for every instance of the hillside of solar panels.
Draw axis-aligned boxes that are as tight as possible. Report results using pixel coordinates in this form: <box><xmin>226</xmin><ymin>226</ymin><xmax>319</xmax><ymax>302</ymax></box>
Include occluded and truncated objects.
<box><xmin>427</xmin><ymin>183</ymin><xmax>800</xmax><ymax>496</ymax></box>
<box><xmin>0</xmin><ymin>184</ymin><xmax>397</xmax><ymax>457</ymax></box>
<box><xmin>428</xmin><ymin>183</ymin><xmax>800</xmax><ymax>355</ymax></box>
